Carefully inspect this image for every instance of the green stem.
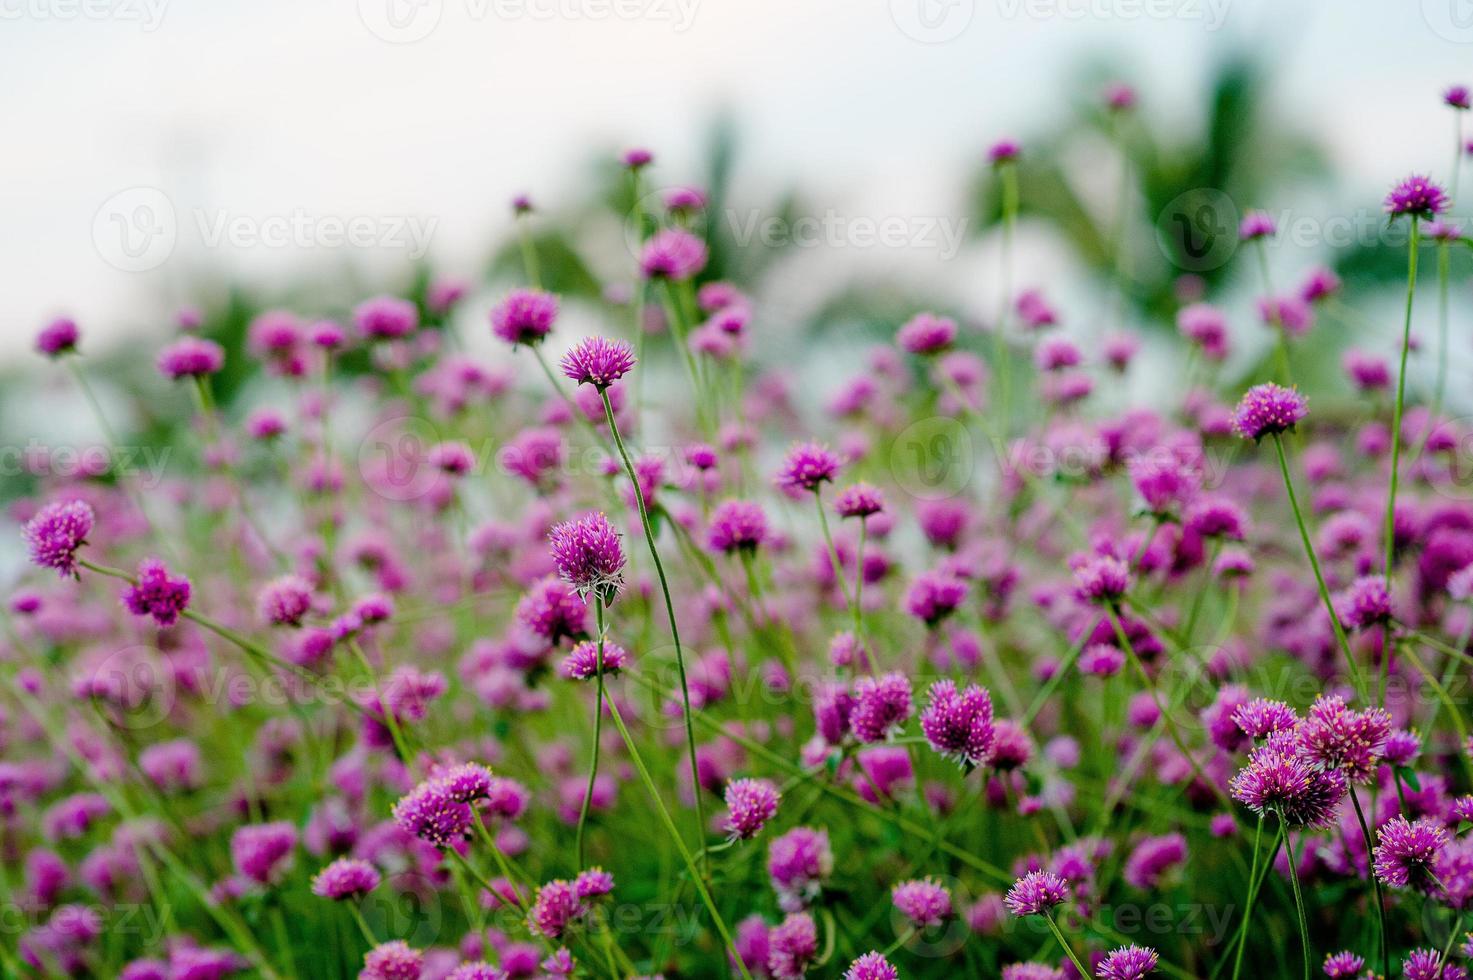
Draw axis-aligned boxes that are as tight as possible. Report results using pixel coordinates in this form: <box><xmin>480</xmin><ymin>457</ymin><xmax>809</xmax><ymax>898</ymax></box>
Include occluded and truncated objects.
<box><xmin>576</xmin><ymin>597</ymin><xmax>610</xmax><ymax>869</ymax></box>
<box><xmin>1282</xmin><ymin>819</ymin><xmax>1311</xmax><ymax>980</ymax></box>
<box><xmin>1348</xmin><ymin>787</ymin><xmax>1390</xmax><ymax>978</ymax></box>
<box><xmin>1271</xmin><ymin>434</ymin><xmax>1363</xmax><ymax>697</ymax></box>
<box><xmin>600</xmin><ymin>388</ymin><xmax>708</xmax><ymax>873</ymax></box>
<box><xmin>1043</xmin><ymin>912</ymin><xmax>1090</xmax><ymax>978</ymax></box>
<box><xmin>1382</xmin><ymin>216</ymin><xmax>1420</xmax><ymax>701</ymax></box>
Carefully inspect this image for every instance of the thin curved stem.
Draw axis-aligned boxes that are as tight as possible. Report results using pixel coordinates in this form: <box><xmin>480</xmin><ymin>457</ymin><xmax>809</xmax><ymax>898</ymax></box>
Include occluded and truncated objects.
<box><xmin>600</xmin><ymin>388</ymin><xmax>708</xmax><ymax>873</ymax></box>
<box><xmin>1229</xmin><ymin>815</ymin><xmax>1265</xmax><ymax>980</ymax></box>
<box><xmin>1282</xmin><ymin>820</ymin><xmax>1312</xmax><ymax>980</ymax></box>
<box><xmin>575</xmin><ymin>597</ymin><xmax>610</xmax><ymax>869</ymax></box>
<box><xmin>1043</xmin><ymin>912</ymin><xmax>1090</xmax><ymax>978</ymax></box>
<box><xmin>1382</xmin><ymin>216</ymin><xmax>1421</xmax><ymax>701</ymax></box>
<box><xmin>1348</xmin><ymin>787</ymin><xmax>1390</xmax><ymax>978</ymax></box>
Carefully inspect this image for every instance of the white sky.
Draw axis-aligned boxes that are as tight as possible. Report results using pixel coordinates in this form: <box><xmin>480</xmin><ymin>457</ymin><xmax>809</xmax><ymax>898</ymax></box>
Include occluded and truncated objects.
<box><xmin>2</xmin><ymin>0</ymin><xmax>1471</xmax><ymax>358</ymax></box>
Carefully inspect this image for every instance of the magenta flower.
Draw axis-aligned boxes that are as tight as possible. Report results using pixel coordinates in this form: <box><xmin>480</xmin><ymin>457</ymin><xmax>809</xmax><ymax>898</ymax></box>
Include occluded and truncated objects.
<box><xmin>547</xmin><ymin>511</ymin><xmax>626</xmax><ymax>602</ymax></box>
<box><xmin>1322</xmin><ymin>951</ymin><xmax>1365</xmax><ymax>978</ymax></box>
<box><xmin>392</xmin><ymin>779</ymin><xmax>472</xmax><ymax>848</ymax></box>
<box><xmin>1332</xmin><ymin>576</ymin><xmax>1394</xmax><ymax>631</ymax></box>
<box><xmin>1004</xmin><ymin>870</ymin><xmax>1069</xmax><ymax>917</ymax></box>
<box><xmin>1230</xmin><ymin>731</ymin><xmax>1346</xmax><ymax>828</ymax></box>
<box><xmin>560</xmin><ymin>336</ymin><xmax>636</xmax><ymax>389</ymax></box>
<box><xmin>707</xmin><ymin>499</ymin><xmax>768</xmax><ymax>554</ymax></box>
<box><xmin>360</xmin><ymin>941</ymin><xmax>423</xmax><ymax>980</ymax></box>
<box><xmin>767</xmin><ymin>912</ymin><xmax>818</xmax><ymax>980</ymax></box>
<box><xmin>988</xmin><ymin>139</ymin><xmax>1021</xmax><ymax>164</ymax></box>
<box><xmin>1072</xmin><ymin>554</ymin><xmax>1131</xmax><ymax>604</ymax></box>
<box><xmin>896</xmin><ymin>312</ymin><xmax>957</xmax><ymax>355</ymax></box>
<box><xmin>1238</xmin><ymin>209</ymin><xmax>1276</xmax><ymax>241</ymax></box>
<box><xmin>904</xmin><ymin>570</ymin><xmax>969</xmax><ymax>626</ymax></box>
<box><xmin>121</xmin><ymin>557</ymin><xmax>191</xmax><ymax>627</ymax></box>
<box><xmin>1297</xmin><ymin>694</ymin><xmax>1390</xmax><ymax>782</ymax></box>
<box><xmin>845</xmin><ymin>951</ymin><xmax>899</xmax><ymax>980</ymax></box>
<box><xmin>157</xmin><ymin>337</ymin><xmax>225</xmax><ymax>379</ymax></box>
<box><xmin>835</xmin><ymin>482</ymin><xmax>886</xmax><ymax>519</ymax></box>
<box><xmin>639</xmin><ymin>228</ymin><xmax>708</xmax><ymax>280</ymax></box>
<box><xmin>528</xmin><ymin>879</ymin><xmax>584</xmax><ymax>939</ymax></box>
<box><xmin>775</xmin><ymin>442</ymin><xmax>841</xmax><ymax>494</ymax></box>
<box><xmin>490</xmin><ymin>288</ymin><xmax>558</xmax><ymax>347</ymax></box>
<box><xmin>1373</xmin><ymin>816</ymin><xmax>1449</xmax><ymax>891</ymax></box>
<box><xmin>1231</xmin><ymin>383</ymin><xmax>1307</xmax><ymax>440</ymax></box>
<box><xmin>768</xmin><ymin>827</ymin><xmax>832</xmax><ymax>909</ymax></box>
<box><xmin>891</xmin><ymin>878</ymin><xmax>952</xmax><ymax>928</ymax></box>
<box><xmin>36</xmin><ymin>318</ymin><xmax>79</xmax><ymax>358</ymax></box>
<box><xmin>850</xmin><ymin>672</ymin><xmax>914</xmax><ymax>744</ymax></box>
<box><xmin>1384</xmin><ymin>174</ymin><xmax>1449</xmax><ymax>219</ymax></box>
<box><xmin>920</xmin><ymin>679</ymin><xmax>995</xmax><ymax>768</ymax></box>
<box><xmin>256</xmin><ymin>573</ymin><xmax>314</xmax><ymax>627</ymax></box>
<box><xmin>724</xmin><ymin>778</ymin><xmax>781</xmax><ymax>840</ymax></box>
<box><xmin>353</xmin><ymin>295</ymin><xmax>418</xmax><ymax>340</ymax></box>
<box><xmin>1096</xmin><ymin>945</ymin><xmax>1159</xmax><ymax>980</ymax></box>
<box><xmin>230</xmin><ymin>821</ymin><xmax>297</xmax><ymax>885</ymax></box>
<box><xmin>311</xmin><ymin>858</ymin><xmax>381</xmax><ymax>900</ymax></box>
<box><xmin>560</xmin><ymin>639</ymin><xmax>629</xmax><ymax>680</ymax></box>
<box><xmin>23</xmin><ymin>499</ymin><xmax>94</xmax><ymax>578</ymax></box>
<box><xmin>516</xmin><ymin>576</ymin><xmax>588</xmax><ymax>645</ymax></box>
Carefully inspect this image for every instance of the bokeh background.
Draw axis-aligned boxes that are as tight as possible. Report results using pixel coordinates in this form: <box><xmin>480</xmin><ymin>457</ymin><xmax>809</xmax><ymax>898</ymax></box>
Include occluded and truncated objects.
<box><xmin>4</xmin><ymin>0</ymin><xmax>1473</xmax><ymax>560</ymax></box>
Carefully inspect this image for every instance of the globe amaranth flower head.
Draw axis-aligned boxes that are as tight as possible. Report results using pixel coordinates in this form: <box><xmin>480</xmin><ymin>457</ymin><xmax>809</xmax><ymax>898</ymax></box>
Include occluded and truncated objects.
<box><xmin>1332</xmin><ymin>576</ymin><xmax>1394</xmax><ymax>631</ymax></box>
<box><xmin>1004</xmin><ymin>870</ymin><xmax>1069</xmax><ymax>916</ymax></box>
<box><xmin>987</xmin><ymin>139</ymin><xmax>1020</xmax><ymax>165</ymax></box>
<box><xmin>547</xmin><ymin>511</ymin><xmax>626</xmax><ymax>602</ymax></box>
<box><xmin>392</xmin><ymin>779</ymin><xmax>473</xmax><ymax>848</ymax></box>
<box><xmin>904</xmin><ymin>570</ymin><xmax>969</xmax><ymax>626</ymax></box>
<box><xmin>835</xmin><ymin>482</ymin><xmax>886</xmax><ymax>519</ymax></box>
<box><xmin>516</xmin><ymin>576</ymin><xmax>588</xmax><ymax>645</ymax></box>
<box><xmin>892</xmin><ymin>878</ymin><xmax>952</xmax><ymax>928</ymax></box>
<box><xmin>257</xmin><ymin>573</ymin><xmax>315</xmax><ymax>627</ymax></box>
<box><xmin>1448</xmin><ymin>85</ymin><xmax>1472</xmax><ymax>110</ymax></box>
<box><xmin>1297</xmin><ymin>694</ymin><xmax>1391</xmax><ymax>782</ymax></box>
<box><xmin>23</xmin><ymin>499</ymin><xmax>94</xmax><ymax>578</ymax></box>
<box><xmin>560</xmin><ymin>639</ymin><xmax>629</xmax><ymax>680</ymax></box>
<box><xmin>896</xmin><ymin>312</ymin><xmax>957</xmax><ymax>355</ymax></box>
<box><xmin>1238</xmin><ymin>209</ymin><xmax>1277</xmax><ymax>241</ymax></box>
<box><xmin>1403</xmin><ymin>949</ymin><xmax>1463</xmax><ymax>980</ymax></box>
<box><xmin>1322</xmin><ymin>951</ymin><xmax>1365</xmax><ymax>978</ymax></box>
<box><xmin>707</xmin><ymin>499</ymin><xmax>767</xmax><ymax>554</ymax></box>
<box><xmin>230</xmin><ymin>821</ymin><xmax>297</xmax><ymax>885</ymax></box>
<box><xmin>639</xmin><ymin>228</ymin><xmax>708</xmax><ymax>280</ymax></box>
<box><xmin>1096</xmin><ymin>945</ymin><xmax>1159</xmax><ymax>980</ymax></box>
<box><xmin>724</xmin><ymin>777</ymin><xmax>781</xmax><ymax>839</ymax></box>
<box><xmin>920</xmin><ymin>679</ymin><xmax>995</xmax><ymax>769</ymax></box>
<box><xmin>490</xmin><ymin>288</ymin><xmax>558</xmax><ymax>347</ymax></box>
<box><xmin>775</xmin><ymin>441</ymin><xmax>841</xmax><ymax>494</ymax></box>
<box><xmin>353</xmin><ymin>295</ymin><xmax>419</xmax><ymax>340</ymax></box>
<box><xmin>1385</xmin><ymin>174</ymin><xmax>1449</xmax><ymax>219</ymax></box>
<box><xmin>1231</xmin><ymin>382</ymin><xmax>1307</xmax><ymax>440</ymax></box>
<box><xmin>560</xmin><ymin>336</ymin><xmax>636</xmax><ymax>389</ymax></box>
<box><xmin>850</xmin><ymin>672</ymin><xmax>914</xmax><ymax>744</ymax></box>
<box><xmin>1374</xmin><ymin>815</ymin><xmax>1449</xmax><ymax>891</ymax></box>
<box><xmin>36</xmin><ymin>317</ymin><xmax>79</xmax><ymax>358</ymax></box>
<box><xmin>1072</xmin><ymin>554</ymin><xmax>1132</xmax><ymax>605</ymax></box>
<box><xmin>1232</xmin><ymin>698</ymin><xmax>1299</xmax><ymax>740</ymax></box>
<box><xmin>361</xmin><ymin>941</ymin><xmax>423</xmax><ymax>980</ymax></box>
<box><xmin>311</xmin><ymin>857</ymin><xmax>381</xmax><ymax>900</ymax></box>
<box><xmin>121</xmin><ymin>557</ymin><xmax>191</xmax><ymax>627</ymax></box>
<box><xmin>845</xmin><ymin>951</ymin><xmax>899</xmax><ymax>980</ymax></box>
<box><xmin>1230</xmin><ymin>731</ymin><xmax>1346</xmax><ymax>828</ymax></box>
<box><xmin>768</xmin><ymin>826</ymin><xmax>833</xmax><ymax>909</ymax></box>
<box><xmin>157</xmin><ymin>337</ymin><xmax>225</xmax><ymax>379</ymax></box>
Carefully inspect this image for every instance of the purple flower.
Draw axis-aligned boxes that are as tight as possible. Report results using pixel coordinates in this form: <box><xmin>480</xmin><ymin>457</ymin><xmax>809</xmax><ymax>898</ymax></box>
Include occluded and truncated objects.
<box><xmin>1122</xmin><ymin>834</ymin><xmax>1187</xmax><ymax>890</ymax></box>
<box><xmin>1231</xmin><ymin>383</ymin><xmax>1307</xmax><ymax>440</ymax></box>
<box><xmin>1402</xmin><ymin>949</ymin><xmax>1451</xmax><ymax>980</ymax></box>
<box><xmin>920</xmin><ymin>679</ymin><xmax>995</xmax><ymax>768</ymax></box>
<box><xmin>845</xmin><ymin>951</ymin><xmax>899</xmax><ymax>980</ymax></box>
<box><xmin>988</xmin><ymin>139</ymin><xmax>1021</xmax><ymax>165</ymax></box>
<box><xmin>311</xmin><ymin>858</ymin><xmax>381</xmax><ymax>900</ymax></box>
<box><xmin>230</xmin><ymin>821</ymin><xmax>297</xmax><ymax>885</ymax></box>
<box><xmin>560</xmin><ymin>639</ymin><xmax>629</xmax><ymax>680</ymax></box>
<box><xmin>892</xmin><ymin>878</ymin><xmax>952</xmax><ymax>928</ymax></box>
<box><xmin>1385</xmin><ymin>174</ymin><xmax>1449</xmax><ymax>219</ymax></box>
<box><xmin>850</xmin><ymin>672</ymin><xmax>913</xmax><ymax>744</ymax></box>
<box><xmin>1322</xmin><ymin>951</ymin><xmax>1364</xmax><ymax>978</ymax></box>
<box><xmin>1297</xmin><ymin>694</ymin><xmax>1390</xmax><ymax>782</ymax></box>
<box><xmin>1448</xmin><ymin>85</ymin><xmax>1472</xmax><ymax>110</ymax></box>
<box><xmin>157</xmin><ymin>337</ymin><xmax>225</xmax><ymax>379</ymax></box>
<box><xmin>1374</xmin><ymin>815</ymin><xmax>1448</xmax><ymax>891</ymax></box>
<box><xmin>121</xmin><ymin>557</ymin><xmax>191</xmax><ymax>627</ymax></box>
<box><xmin>1096</xmin><ymin>945</ymin><xmax>1159</xmax><ymax>980</ymax></box>
<box><xmin>354</xmin><ymin>295</ymin><xmax>419</xmax><ymax>340</ymax></box>
<box><xmin>904</xmin><ymin>570</ymin><xmax>969</xmax><ymax>625</ymax></box>
<box><xmin>1238</xmin><ymin>209</ymin><xmax>1277</xmax><ymax>241</ymax></box>
<box><xmin>1072</xmin><ymin>554</ymin><xmax>1131</xmax><ymax>604</ymax></box>
<box><xmin>639</xmin><ymin>228</ymin><xmax>708</xmax><ymax>280</ymax></box>
<box><xmin>1230</xmin><ymin>731</ymin><xmax>1346</xmax><ymax>827</ymax></box>
<box><xmin>623</xmin><ymin>147</ymin><xmax>654</xmax><ymax>169</ymax></box>
<box><xmin>548</xmin><ymin>511</ymin><xmax>625</xmax><ymax>602</ymax></box>
<box><xmin>1004</xmin><ymin>870</ymin><xmax>1069</xmax><ymax>916</ymax></box>
<box><xmin>775</xmin><ymin>442</ymin><xmax>841</xmax><ymax>494</ymax></box>
<box><xmin>23</xmin><ymin>499</ymin><xmax>94</xmax><ymax>578</ymax></box>
<box><xmin>724</xmin><ymin>778</ymin><xmax>781</xmax><ymax>839</ymax></box>
<box><xmin>528</xmin><ymin>880</ymin><xmax>584</xmax><ymax>939</ymax></box>
<box><xmin>897</xmin><ymin>312</ymin><xmax>957</xmax><ymax>354</ymax></box>
<box><xmin>490</xmin><ymin>288</ymin><xmax>558</xmax><ymax>347</ymax></box>
<box><xmin>560</xmin><ymin>336</ymin><xmax>636</xmax><ymax>389</ymax></box>
<box><xmin>257</xmin><ymin>574</ymin><xmax>314</xmax><ymax>627</ymax></box>
<box><xmin>767</xmin><ymin>912</ymin><xmax>818</xmax><ymax>980</ymax></box>
<box><xmin>516</xmin><ymin>576</ymin><xmax>588</xmax><ymax>645</ymax></box>
<box><xmin>707</xmin><ymin>499</ymin><xmax>768</xmax><ymax>553</ymax></box>
<box><xmin>36</xmin><ymin>318</ymin><xmax>80</xmax><ymax>358</ymax></box>
<box><xmin>768</xmin><ymin>827</ymin><xmax>832</xmax><ymax>909</ymax></box>
<box><xmin>835</xmin><ymin>482</ymin><xmax>886</xmax><ymax>519</ymax></box>
<box><xmin>1333</xmin><ymin>576</ymin><xmax>1393</xmax><ymax>631</ymax></box>
<box><xmin>361</xmin><ymin>941</ymin><xmax>423</xmax><ymax>980</ymax></box>
<box><xmin>1232</xmin><ymin>698</ymin><xmax>1299</xmax><ymax>739</ymax></box>
<box><xmin>392</xmin><ymin>780</ymin><xmax>472</xmax><ymax>848</ymax></box>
